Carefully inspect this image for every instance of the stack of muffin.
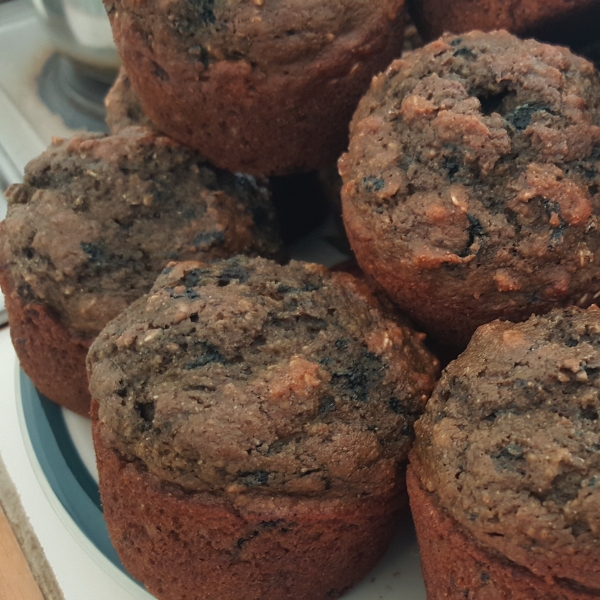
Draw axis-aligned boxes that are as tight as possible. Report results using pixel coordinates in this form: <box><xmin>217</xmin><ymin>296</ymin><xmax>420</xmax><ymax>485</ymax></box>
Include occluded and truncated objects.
<box><xmin>2</xmin><ymin>0</ymin><xmax>600</xmax><ymax>599</ymax></box>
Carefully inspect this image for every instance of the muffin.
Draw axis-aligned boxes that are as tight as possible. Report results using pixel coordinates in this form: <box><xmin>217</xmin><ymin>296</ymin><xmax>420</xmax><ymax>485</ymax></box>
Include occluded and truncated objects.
<box><xmin>408</xmin><ymin>0</ymin><xmax>600</xmax><ymax>49</ymax></box>
<box><xmin>103</xmin><ymin>0</ymin><xmax>407</xmax><ymax>176</ymax></box>
<box><xmin>88</xmin><ymin>256</ymin><xmax>439</xmax><ymax>600</ymax></box>
<box><xmin>408</xmin><ymin>305</ymin><xmax>600</xmax><ymax>599</ymax></box>
<box><xmin>105</xmin><ymin>67</ymin><xmax>155</xmax><ymax>133</ymax></box>
<box><xmin>0</xmin><ymin>127</ymin><xmax>281</xmax><ymax>416</ymax></box>
<box><xmin>340</xmin><ymin>30</ymin><xmax>600</xmax><ymax>350</ymax></box>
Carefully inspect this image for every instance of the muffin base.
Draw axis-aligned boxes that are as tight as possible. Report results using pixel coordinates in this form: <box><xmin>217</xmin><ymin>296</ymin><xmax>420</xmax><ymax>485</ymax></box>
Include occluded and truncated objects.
<box><xmin>407</xmin><ymin>464</ymin><xmax>598</xmax><ymax>600</ymax></box>
<box><xmin>110</xmin><ymin>8</ymin><xmax>405</xmax><ymax>177</ymax></box>
<box><xmin>93</xmin><ymin>414</ymin><xmax>408</xmax><ymax>600</ymax></box>
<box><xmin>1</xmin><ymin>273</ymin><xmax>92</xmax><ymax>417</ymax></box>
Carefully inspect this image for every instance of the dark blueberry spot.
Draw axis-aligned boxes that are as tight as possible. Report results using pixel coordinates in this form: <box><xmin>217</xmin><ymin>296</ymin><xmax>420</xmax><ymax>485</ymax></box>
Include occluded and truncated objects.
<box><xmin>184</xmin><ymin>288</ymin><xmax>200</xmax><ymax>300</ymax></box>
<box><xmin>162</xmin><ymin>266</ymin><xmax>174</xmax><ymax>275</ymax></box>
<box><xmin>589</xmin><ymin>475</ymin><xmax>598</xmax><ymax>488</ymax></box>
<box><xmin>318</xmin><ymin>397</ymin><xmax>336</xmax><ymax>414</ymax></box>
<box><xmin>565</xmin><ymin>338</ymin><xmax>579</xmax><ymax>347</ymax></box>
<box><xmin>331</xmin><ymin>349</ymin><xmax>386</xmax><ymax>402</ymax></box>
<box><xmin>116</xmin><ymin>386</ymin><xmax>127</xmax><ymax>398</ymax></box>
<box><xmin>193</xmin><ymin>0</ymin><xmax>215</xmax><ymax>24</ymax></box>
<box><xmin>259</xmin><ymin>520</ymin><xmax>287</xmax><ymax>530</ymax></box>
<box><xmin>302</xmin><ymin>282</ymin><xmax>320</xmax><ymax>293</ymax></box>
<box><xmin>505</xmin><ymin>103</ymin><xmax>552</xmax><ymax>131</ymax></box>
<box><xmin>182</xmin><ymin>268</ymin><xmax>211</xmax><ymax>288</ymax></box>
<box><xmin>589</xmin><ymin>184</ymin><xmax>599</xmax><ymax>196</ymax></box>
<box><xmin>492</xmin><ymin>443</ymin><xmax>525</xmax><ymax>472</ymax></box>
<box><xmin>389</xmin><ymin>397</ymin><xmax>405</xmax><ymax>414</ymax></box>
<box><xmin>24</xmin><ymin>247</ymin><xmax>35</xmax><ymax>259</ymax></box>
<box><xmin>450</xmin><ymin>37</ymin><xmax>462</xmax><ymax>47</ymax></box>
<box><xmin>362</xmin><ymin>176</ymin><xmax>385</xmax><ymax>192</ymax></box>
<box><xmin>453</xmin><ymin>46</ymin><xmax>477</xmax><ymax>59</ymax></box>
<box><xmin>335</xmin><ymin>339</ymin><xmax>349</xmax><ymax>350</ymax></box>
<box><xmin>134</xmin><ymin>401</ymin><xmax>155</xmax><ymax>425</ymax></box>
<box><xmin>443</xmin><ymin>156</ymin><xmax>461</xmax><ymax>179</ymax></box>
<box><xmin>277</xmin><ymin>284</ymin><xmax>293</xmax><ymax>294</ymax></box>
<box><xmin>580</xmin><ymin>406</ymin><xmax>599</xmax><ymax>421</ymax></box>
<box><xmin>548</xmin><ymin>224</ymin><xmax>566</xmax><ymax>250</ymax></box>
<box><xmin>185</xmin><ymin>342</ymin><xmax>225</xmax><ymax>369</ymax></box>
<box><xmin>237</xmin><ymin>471</ymin><xmax>270</xmax><ymax>487</ymax></box>
<box><xmin>217</xmin><ymin>265</ymin><xmax>249</xmax><ymax>286</ymax></box>
<box><xmin>193</xmin><ymin>230</ymin><xmax>225</xmax><ymax>247</ymax></box>
<box><xmin>236</xmin><ymin>530</ymin><xmax>259</xmax><ymax>549</ymax></box>
<box><xmin>81</xmin><ymin>242</ymin><xmax>108</xmax><ymax>266</ymax></box>
<box><xmin>458</xmin><ymin>214</ymin><xmax>486</xmax><ymax>257</ymax></box>
<box><xmin>153</xmin><ymin>62</ymin><xmax>169</xmax><ymax>81</ymax></box>
<box><xmin>480</xmin><ymin>572</ymin><xmax>490</xmax><ymax>583</ymax></box>
<box><xmin>187</xmin><ymin>44</ymin><xmax>210</xmax><ymax>67</ymax></box>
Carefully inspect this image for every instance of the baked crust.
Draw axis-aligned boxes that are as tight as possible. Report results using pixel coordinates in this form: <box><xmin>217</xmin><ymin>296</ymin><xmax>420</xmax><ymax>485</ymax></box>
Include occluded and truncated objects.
<box><xmin>0</xmin><ymin>272</ymin><xmax>92</xmax><ymax>416</ymax></box>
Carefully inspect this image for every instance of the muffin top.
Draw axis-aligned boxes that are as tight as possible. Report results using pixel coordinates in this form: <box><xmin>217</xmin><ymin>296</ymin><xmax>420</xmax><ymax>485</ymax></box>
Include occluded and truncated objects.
<box><xmin>105</xmin><ymin>0</ymin><xmax>403</xmax><ymax>71</ymax></box>
<box><xmin>0</xmin><ymin>127</ymin><xmax>281</xmax><ymax>335</ymax></box>
<box><xmin>340</xmin><ymin>30</ymin><xmax>600</xmax><ymax>346</ymax></box>
<box><xmin>88</xmin><ymin>257</ymin><xmax>439</xmax><ymax>499</ymax></box>
<box><xmin>413</xmin><ymin>305</ymin><xmax>600</xmax><ymax>589</ymax></box>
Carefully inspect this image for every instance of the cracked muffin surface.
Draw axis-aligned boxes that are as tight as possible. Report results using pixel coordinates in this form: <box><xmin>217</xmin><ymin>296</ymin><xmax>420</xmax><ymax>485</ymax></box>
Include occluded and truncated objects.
<box><xmin>88</xmin><ymin>256</ymin><xmax>439</xmax><ymax>497</ymax></box>
<box><xmin>412</xmin><ymin>305</ymin><xmax>600</xmax><ymax>591</ymax></box>
<box><xmin>340</xmin><ymin>30</ymin><xmax>600</xmax><ymax>348</ymax></box>
<box><xmin>104</xmin><ymin>0</ymin><xmax>407</xmax><ymax>175</ymax></box>
<box><xmin>0</xmin><ymin>126</ymin><xmax>281</xmax><ymax>336</ymax></box>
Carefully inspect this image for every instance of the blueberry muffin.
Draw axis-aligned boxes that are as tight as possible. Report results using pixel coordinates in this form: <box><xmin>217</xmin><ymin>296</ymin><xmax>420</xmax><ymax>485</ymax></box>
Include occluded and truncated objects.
<box><xmin>408</xmin><ymin>0</ymin><xmax>600</xmax><ymax>49</ymax></box>
<box><xmin>408</xmin><ymin>305</ymin><xmax>600</xmax><ymax>599</ymax></box>
<box><xmin>88</xmin><ymin>256</ymin><xmax>439</xmax><ymax>600</ymax></box>
<box><xmin>340</xmin><ymin>30</ymin><xmax>600</xmax><ymax>349</ymax></box>
<box><xmin>0</xmin><ymin>127</ymin><xmax>281</xmax><ymax>415</ymax></box>
<box><xmin>103</xmin><ymin>0</ymin><xmax>407</xmax><ymax>176</ymax></box>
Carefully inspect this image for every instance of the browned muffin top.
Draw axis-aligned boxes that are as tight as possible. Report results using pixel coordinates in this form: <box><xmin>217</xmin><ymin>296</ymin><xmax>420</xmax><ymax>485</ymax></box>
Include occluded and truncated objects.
<box><xmin>340</xmin><ymin>30</ymin><xmax>600</xmax><ymax>347</ymax></box>
<box><xmin>88</xmin><ymin>257</ymin><xmax>439</xmax><ymax>499</ymax></box>
<box><xmin>413</xmin><ymin>305</ymin><xmax>600</xmax><ymax>590</ymax></box>
<box><xmin>0</xmin><ymin>127</ymin><xmax>281</xmax><ymax>335</ymax></box>
<box><xmin>105</xmin><ymin>0</ymin><xmax>402</xmax><ymax>72</ymax></box>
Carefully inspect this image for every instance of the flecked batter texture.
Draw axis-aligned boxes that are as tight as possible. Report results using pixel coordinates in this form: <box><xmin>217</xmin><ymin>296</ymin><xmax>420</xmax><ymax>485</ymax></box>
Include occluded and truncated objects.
<box><xmin>104</xmin><ymin>0</ymin><xmax>406</xmax><ymax>176</ymax></box>
<box><xmin>408</xmin><ymin>0</ymin><xmax>600</xmax><ymax>49</ymax></box>
<box><xmin>410</xmin><ymin>305</ymin><xmax>600</xmax><ymax>597</ymax></box>
<box><xmin>340</xmin><ymin>31</ymin><xmax>600</xmax><ymax>349</ymax></box>
<box><xmin>88</xmin><ymin>256</ymin><xmax>439</xmax><ymax>600</ymax></box>
<box><xmin>0</xmin><ymin>127</ymin><xmax>281</xmax><ymax>415</ymax></box>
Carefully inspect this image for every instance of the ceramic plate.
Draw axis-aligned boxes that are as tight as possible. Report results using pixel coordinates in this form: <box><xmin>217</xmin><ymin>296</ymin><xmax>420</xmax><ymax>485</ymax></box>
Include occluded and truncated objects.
<box><xmin>18</xmin><ymin>368</ymin><xmax>427</xmax><ymax>600</ymax></box>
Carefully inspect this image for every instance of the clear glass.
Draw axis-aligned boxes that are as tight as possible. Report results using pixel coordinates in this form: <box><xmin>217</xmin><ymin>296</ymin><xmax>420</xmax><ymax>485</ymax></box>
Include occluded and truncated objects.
<box><xmin>31</xmin><ymin>0</ymin><xmax>120</xmax><ymax>73</ymax></box>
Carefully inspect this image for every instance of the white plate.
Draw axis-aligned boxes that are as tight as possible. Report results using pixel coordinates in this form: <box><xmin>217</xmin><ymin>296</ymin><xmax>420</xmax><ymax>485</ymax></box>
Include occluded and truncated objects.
<box><xmin>18</xmin><ymin>368</ymin><xmax>427</xmax><ymax>600</ymax></box>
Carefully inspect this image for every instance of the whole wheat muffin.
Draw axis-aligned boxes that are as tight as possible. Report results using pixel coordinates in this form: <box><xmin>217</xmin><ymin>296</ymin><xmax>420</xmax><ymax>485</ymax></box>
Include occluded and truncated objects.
<box><xmin>408</xmin><ymin>305</ymin><xmax>600</xmax><ymax>599</ymax></box>
<box><xmin>103</xmin><ymin>0</ymin><xmax>407</xmax><ymax>176</ymax></box>
<box><xmin>408</xmin><ymin>0</ymin><xmax>600</xmax><ymax>49</ymax></box>
<box><xmin>340</xmin><ymin>30</ymin><xmax>600</xmax><ymax>349</ymax></box>
<box><xmin>88</xmin><ymin>256</ymin><xmax>439</xmax><ymax>600</ymax></box>
<box><xmin>0</xmin><ymin>127</ymin><xmax>281</xmax><ymax>415</ymax></box>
